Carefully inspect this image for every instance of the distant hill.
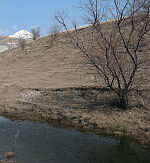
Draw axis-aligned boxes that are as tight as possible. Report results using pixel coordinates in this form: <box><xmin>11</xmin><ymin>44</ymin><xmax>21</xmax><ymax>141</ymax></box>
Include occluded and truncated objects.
<box><xmin>9</xmin><ymin>30</ymin><xmax>33</xmax><ymax>40</ymax></box>
<box><xmin>0</xmin><ymin>36</ymin><xmax>8</xmax><ymax>41</ymax></box>
<box><xmin>0</xmin><ymin>30</ymin><xmax>33</xmax><ymax>53</ymax></box>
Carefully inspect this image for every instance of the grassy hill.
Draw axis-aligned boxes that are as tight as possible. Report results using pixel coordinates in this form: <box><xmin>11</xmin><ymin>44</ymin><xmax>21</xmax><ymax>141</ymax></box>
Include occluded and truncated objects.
<box><xmin>0</xmin><ymin>29</ymin><xmax>97</xmax><ymax>89</ymax></box>
<box><xmin>0</xmin><ymin>25</ymin><xmax>149</xmax><ymax>90</ymax></box>
<box><xmin>0</xmin><ymin>23</ymin><xmax>150</xmax><ymax>144</ymax></box>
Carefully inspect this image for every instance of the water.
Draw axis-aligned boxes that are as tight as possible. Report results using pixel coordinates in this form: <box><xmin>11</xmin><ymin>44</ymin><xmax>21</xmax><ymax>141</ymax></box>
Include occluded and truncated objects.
<box><xmin>0</xmin><ymin>116</ymin><xmax>149</xmax><ymax>163</ymax></box>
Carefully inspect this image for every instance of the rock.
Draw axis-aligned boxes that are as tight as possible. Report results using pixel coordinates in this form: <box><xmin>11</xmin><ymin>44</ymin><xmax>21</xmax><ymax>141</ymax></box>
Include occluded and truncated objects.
<box><xmin>5</xmin><ymin>152</ymin><xmax>15</xmax><ymax>158</ymax></box>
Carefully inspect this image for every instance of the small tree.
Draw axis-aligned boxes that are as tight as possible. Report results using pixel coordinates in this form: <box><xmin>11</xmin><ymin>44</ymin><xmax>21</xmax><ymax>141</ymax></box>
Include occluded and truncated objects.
<box><xmin>18</xmin><ymin>37</ymin><xmax>26</xmax><ymax>51</ymax></box>
<box><xmin>49</xmin><ymin>24</ymin><xmax>60</xmax><ymax>35</ymax></box>
<box><xmin>31</xmin><ymin>27</ymin><xmax>40</xmax><ymax>40</ymax></box>
<box><xmin>47</xmin><ymin>24</ymin><xmax>60</xmax><ymax>48</ymax></box>
<box><xmin>55</xmin><ymin>0</ymin><xmax>150</xmax><ymax>109</ymax></box>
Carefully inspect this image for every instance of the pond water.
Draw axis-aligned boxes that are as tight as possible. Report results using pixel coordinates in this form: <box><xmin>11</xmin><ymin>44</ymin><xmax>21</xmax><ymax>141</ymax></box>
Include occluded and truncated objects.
<box><xmin>0</xmin><ymin>116</ymin><xmax>150</xmax><ymax>163</ymax></box>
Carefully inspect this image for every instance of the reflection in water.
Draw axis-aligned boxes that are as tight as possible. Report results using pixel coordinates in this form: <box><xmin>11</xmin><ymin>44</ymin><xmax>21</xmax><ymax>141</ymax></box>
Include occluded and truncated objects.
<box><xmin>0</xmin><ymin>117</ymin><xmax>149</xmax><ymax>163</ymax></box>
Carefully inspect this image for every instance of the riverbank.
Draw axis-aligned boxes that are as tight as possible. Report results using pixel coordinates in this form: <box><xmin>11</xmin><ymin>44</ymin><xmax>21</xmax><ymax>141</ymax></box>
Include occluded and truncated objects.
<box><xmin>0</xmin><ymin>85</ymin><xmax>150</xmax><ymax>145</ymax></box>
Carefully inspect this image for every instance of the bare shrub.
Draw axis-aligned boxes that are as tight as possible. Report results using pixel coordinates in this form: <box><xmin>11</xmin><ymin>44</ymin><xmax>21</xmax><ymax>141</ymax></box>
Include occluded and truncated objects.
<box><xmin>0</xmin><ymin>129</ymin><xmax>20</xmax><ymax>163</ymax></box>
<box><xmin>47</xmin><ymin>24</ymin><xmax>60</xmax><ymax>48</ymax></box>
<box><xmin>18</xmin><ymin>37</ymin><xmax>26</xmax><ymax>51</ymax></box>
<box><xmin>31</xmin><ymin>27</ymin><xmax>40</xmax><ymax>40</ymax></box>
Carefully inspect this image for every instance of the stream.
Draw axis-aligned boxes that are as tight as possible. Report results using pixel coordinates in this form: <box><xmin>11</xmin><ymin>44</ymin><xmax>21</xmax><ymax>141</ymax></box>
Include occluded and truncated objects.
<box><xmin>0</xmin><ymin>116</ymin><xmax>150</xmax><ymax>163</ymax></box>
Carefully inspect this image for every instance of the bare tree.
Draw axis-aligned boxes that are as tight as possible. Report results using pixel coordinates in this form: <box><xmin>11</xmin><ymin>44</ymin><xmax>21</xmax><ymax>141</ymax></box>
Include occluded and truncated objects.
<box><xmin>18</xmin><ymin>37</ymin><xmax>26</xmax><ymax>51</ymax></box>
<box><xmin>47</xmin><ymin>24</ymin><xmax>60</xmax><ymax>48</ymax></box>
<box><xmin>31</xmin><ymin>27</ymin><xmax>40</xmax><ymax>40</ymax></box>
<box><xmin>49</xmin><ymin>24</ymin><xmax>60</xmax><ymax>35</ymax></box>
<box><xmin>55</xmin><ymin>0</ymin><xmax>150</xmax><ymax>109</ymax></box>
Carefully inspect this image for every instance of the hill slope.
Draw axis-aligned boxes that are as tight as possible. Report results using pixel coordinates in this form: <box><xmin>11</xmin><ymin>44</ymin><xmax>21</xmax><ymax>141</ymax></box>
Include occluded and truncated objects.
<box><xmin>0</xmin><ymin>24</ymin><xmax>149</xmax><ymax>90</ymax></box>
<box><xmin>0</xmin><ymin>28</ymin><xmax>97</xmax><ymax>90</ymax></box>
<box><xmin>0</xmin><ymin>23</ymin><xmax>150</xmax><ymax>144</ymax></box>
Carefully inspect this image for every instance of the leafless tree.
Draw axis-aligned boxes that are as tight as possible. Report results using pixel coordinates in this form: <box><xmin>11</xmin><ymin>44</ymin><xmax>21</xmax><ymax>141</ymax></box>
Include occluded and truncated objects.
<box><xmin>18</xmin><ymin>37</ymin><xmax>26</xmax><ymax>51</ymax></box>
<box><xmin>49</xmin><ymin>24</ymin><xmax>60</xmax><ymax>35</ymax></box>
<box><xmin>55</xmin><ymin>0</ymin><xmax>150</xmax><ymax>109</ymax></box>
<box><xmin>31</xmin><ymin>27</ymin><xmax>40</xmax><ymax>40</ymax></box>
<box><xmin>47</xmin><ymin>24</ymin><xmax>60</xmax><ymax>48</ymax></box>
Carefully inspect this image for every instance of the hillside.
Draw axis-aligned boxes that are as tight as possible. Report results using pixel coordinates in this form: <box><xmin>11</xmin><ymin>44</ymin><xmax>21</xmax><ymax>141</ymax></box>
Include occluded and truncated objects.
<box><xmin>0</xmin><ymin>27</ymin><xmax>97</xmax><ymax>90</ymax></box>
<box><xmin>0</xmin><ymin>22</ymin><xmax>150</xmax><ymax>144</ymax></box>
<box><xmin>0</xmin><ymin>23</ymin><xmax>149</xmax><ymax>90</ymax></box>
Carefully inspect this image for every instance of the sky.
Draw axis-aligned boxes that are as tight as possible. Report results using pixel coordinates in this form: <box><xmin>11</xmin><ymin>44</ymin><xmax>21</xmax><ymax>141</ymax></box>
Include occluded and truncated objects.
<box><xmin>0</xmin><ymin>0</ymin><xmax>82</xmax><ymax>36</ymax></box>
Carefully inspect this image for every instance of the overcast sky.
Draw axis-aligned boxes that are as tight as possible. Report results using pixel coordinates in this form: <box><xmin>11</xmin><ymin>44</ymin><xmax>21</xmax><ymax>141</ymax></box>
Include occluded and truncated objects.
<box><xmin>0</xmin><ymin>0</ymin><xmax>82</xmax><ymax>36</ymax></box>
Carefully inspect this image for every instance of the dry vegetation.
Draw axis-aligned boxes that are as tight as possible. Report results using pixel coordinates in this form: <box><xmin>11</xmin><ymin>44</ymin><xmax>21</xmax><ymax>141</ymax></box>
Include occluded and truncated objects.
<box><xmin>0</xmin><ymin>5</ymin><xmax>149</xmax><ymax>144</ymax></box>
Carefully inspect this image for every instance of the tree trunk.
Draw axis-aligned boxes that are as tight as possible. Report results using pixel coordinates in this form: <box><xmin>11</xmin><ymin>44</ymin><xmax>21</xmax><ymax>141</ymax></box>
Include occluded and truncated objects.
<box><xmin>118</xmin><ymin>90</ymin><xmax>128</xmax><ymax>110</ymax></box>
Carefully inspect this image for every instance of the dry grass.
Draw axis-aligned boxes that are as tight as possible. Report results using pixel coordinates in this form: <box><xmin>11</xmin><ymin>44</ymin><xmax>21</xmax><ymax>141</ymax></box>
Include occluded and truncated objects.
<box><xmin>0</xmin><ymin>22</ymin><xmax>149</xmax><ymax>144</ymax></box>
<box><xmin>0</xmin><ymin>86</ymin><xmax>149</xmax><ymax>144</ymax></box>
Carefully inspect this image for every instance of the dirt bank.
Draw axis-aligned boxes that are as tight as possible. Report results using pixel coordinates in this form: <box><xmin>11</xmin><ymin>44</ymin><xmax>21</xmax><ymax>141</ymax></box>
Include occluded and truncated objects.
<box><xmin>0</xmin><ymin>85</ymin><xmax>150</xmax><ymax>145</ymax></box>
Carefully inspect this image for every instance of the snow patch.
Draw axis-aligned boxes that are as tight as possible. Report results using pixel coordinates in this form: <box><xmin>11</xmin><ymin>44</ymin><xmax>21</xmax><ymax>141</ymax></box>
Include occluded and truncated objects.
<box><xmin>9</xmin><ymin>30</ymin><xmax>33</xmax><ymax>40</ymax></box>
<box><xmin>0</xmin><ymin>45</ymin><xmax>8</xmax><ymax>53</ymax></box>
<box><xmin>7</xmin><ymin>42</ymin><xmax>16</xmax><ymax>45</ymax></box>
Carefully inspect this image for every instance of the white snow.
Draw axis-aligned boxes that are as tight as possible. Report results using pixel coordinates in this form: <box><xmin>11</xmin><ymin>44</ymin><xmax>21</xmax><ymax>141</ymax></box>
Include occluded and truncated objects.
<box><xmin>9</xmin><ymin>30</ymin><xmax>33</xmax><ymax>40</ymax></box>
<box><xmin>7</xmin><ymin>42</ymin><xmax>16</xmax><ymax>45</ymax></box>
<box><xmin>0</xmin><ymin>45</ymin><xmax>8</xmax><ymax>53</ymax></box>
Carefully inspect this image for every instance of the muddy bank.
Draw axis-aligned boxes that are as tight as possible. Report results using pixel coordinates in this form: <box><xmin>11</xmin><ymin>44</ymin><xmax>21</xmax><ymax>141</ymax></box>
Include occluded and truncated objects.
<box><xmin>0</xmin><ymin>85</ymin><xmax>150</xmax><ymax>145</ymax></box>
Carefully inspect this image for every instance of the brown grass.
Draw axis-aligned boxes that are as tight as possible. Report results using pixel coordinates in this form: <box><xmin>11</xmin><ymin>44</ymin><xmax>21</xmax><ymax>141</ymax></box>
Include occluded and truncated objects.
<box><xmin>0</xmin><ymin>22</ymin><xmax>149</xmax><ymax>144</ymax></box>
<box><xmin>0</xmin><ymin>86</ymin><xmax>150</xmax><ymax>144</ymax></box>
